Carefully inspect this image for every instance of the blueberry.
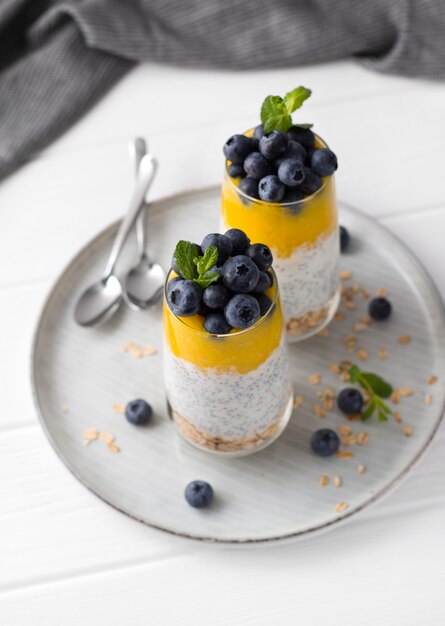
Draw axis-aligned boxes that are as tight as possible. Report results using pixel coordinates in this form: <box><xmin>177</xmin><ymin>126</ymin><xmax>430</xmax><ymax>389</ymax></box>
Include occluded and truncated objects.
<box><xmin>251</xmin><ymin>138</ymin><xmax>259</xmax><ymax>152</ymax></box>
<box><xmin>277</xmin><ymin>158</ymin><xmax>306</xmax><ymax>187</ymax></box>
<box><xmin>243</xmin><ymin>152</ymin><xmax>273</xmax><ymax>180</ymax></box>
<box><xmin>311</xmin><ymin>429</ymin><xmax>340</xmax><ymax>457</ymax></box>
<box><xmin>253</xmin><ymin>124</ymin><xmax>265</xmax><ymax>140</ymax></box>
<box><xmin>201</xmin><ymin>233</ymin><xmax>233</xmax><ymax>264</ymax></box>
<box><xmin>224</xmin><ymin>294</ymin><xmax>260</xmax><ymax>329</ymax></box>
<box><xmin>204</xmin><ymin>311</ymin><xmax>231</xmax><ymax>334</ymax></box>
<box><xmin>185</xmin><ymin>480</ymin><xmax>214</xmax><ymax>508</ymax></box>
<box><xmin>203</xmin><ymin>284</ymin><xmax>231</xmax><ymax>309</ymax></box>
<box><xmin>125</xmin><ymin>399</ymin><xmax>152</xmax><ymax>425</ymax></box>
<box><xmin>258</xmin><ymin>175</ymin><xmax>286</xmax><ymax>203</ymax></box>
<box><xmin>254</xmin><ymin>270</ymin><xmax>272</xmax><ymax>293</ymax></box>
<box><xmin>287</xmin><ymin>126</ymin><xmax>315</xmax><ymax>150</ymax></box>
<box><xmin>337</xmin><ymin>388</ymin><xmax>364</xmax><ymax>415</ymax></box>
<box><xmin>283</xmin><ymin>187</ymin><xmax>305</xmax><ymax>206</ymax></box>
<box><xmin>222</xmin><ymin>255</ymin><xmax>259</xmax><ymax>293</ymax></box>
<box><xmin>300</xmin><ymin>168</ymin><xmax>322</xmax><ymax>195</ymax></box>
<box><xmin>238</xmin><ymin>177</ymin><xmax>260</xmax><ymax>200</ymax></box>
<box><xmin>254</xmin><ymin>293</ymin><xmax>272</xmax><ymax>315</ymax></box>
<box><xmin>224</xmin><ymin>228</ymin><xmax>250</xmax><ymax>255</ymax></box>
<box><xmin>167</xmin><ymin>279</ymin><xmax>202</xmax><ymax>316</ymax></box>
<box><xmin>223</xmin><ymin>134</ymin><xmax>253</xmax><ymax>164</ymax></box>
<box><xmin>246</xmin><ymin>243</ymin><xmax>273</xmax><ymax>271</ymax></box>
<box><xmin>340</xmin><ymin>225</ymin><xmax>350</xmax><ymax>252</ymax></box>
<box><xmin>228</xmin><ymin>163</ymin><xmax>246</xmax><ymax>179</ymax></box>
<box><xmin>199</xmin><ymin>301</ymin><xmax>211</xmax><ymax>317</ymax></box>
<box><xmin>259</xmin><ymin>131</ymin><xmax>289</xmax><ymax>160</ymax></box>
<box><xmin>311</xmin><ymin>148</ymin><xmax>338</xmax><ymax>177</ymax></box>
<box><xmin>368</xmin><ymin>297</ymin><xmax>392</xmax><ymax>321</ymax></box>
<box><xmin>276</xmin><ymin>140</ymin><xmax>307</xmax><ymax>168</ymax></box>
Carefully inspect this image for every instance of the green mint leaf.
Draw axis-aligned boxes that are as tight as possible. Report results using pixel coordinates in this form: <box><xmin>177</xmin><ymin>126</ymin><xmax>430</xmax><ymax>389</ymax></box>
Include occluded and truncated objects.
<box><xmin>196</xmin><ymin>271</ymin><xmax>220</xmax><ymax>289</ymax></box>
<box><xmin>292</xmin><ymin>123</ymin><xmax>314</xmax><ymax>129</ymax></box>
<box><xmin>174</xmin><ymin>241</ymin><xmax>199</xmax><ymax>280</ymax></box>
<box><xmin>195</xmin><ymin>246</ymin><xmax>218</xmax><ymax>276</ymax></box>
<box><xmin>348</xmin><ymin>364</ymin><xmax>361</xmax><ymax>384</ymax></box>
<box><xmin>360</xmin><ymin>373</ymin><xmax>393</xmax><ymax>399</ymax></box>
<box><xmin>284</xmin><ymin>86</ymin><xmax>312</xmax><ymax>114</ymax></box>
<box><xmin>261</xmin><ymin>95</ymin><xmax>292</xmax><ymax>133</ymax></box>
<box><xmin>377</xmin><ymin>409</ymin><xmax>389</xmax><ymax>422</ymax></box>
<box><xmin>362</xmin><ymin>399</ymin><xmax>376</xmax><ymax>420</ymax></box>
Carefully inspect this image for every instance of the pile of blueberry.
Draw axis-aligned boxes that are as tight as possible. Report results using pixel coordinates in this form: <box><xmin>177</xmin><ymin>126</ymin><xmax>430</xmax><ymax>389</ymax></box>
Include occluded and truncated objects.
<box><xmin>224</xmin><ymin>125</ymin><xmax>338</xmax><ymax>204</ymax></box>
<box><xmin>168</xmin><ymin>229</ymin><xmax>274</xmax><ymax>333</ymax></box>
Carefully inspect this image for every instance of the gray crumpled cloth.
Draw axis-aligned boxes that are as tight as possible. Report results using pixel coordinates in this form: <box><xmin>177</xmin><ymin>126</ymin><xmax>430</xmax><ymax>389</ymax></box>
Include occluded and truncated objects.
<box><xmin>1</xmin><ymin>0</ymin><xmax>444</xmax><ymax>181</ymax></box>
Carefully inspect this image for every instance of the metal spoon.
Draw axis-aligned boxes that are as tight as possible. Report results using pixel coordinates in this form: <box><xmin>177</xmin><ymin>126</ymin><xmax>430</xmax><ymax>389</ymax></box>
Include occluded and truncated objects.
<box><xmin>74</xmin><ymin>153</ymin><xmax>158</xmax><ymax>327</ymax></box>
<box><xmin>124</xmin><ymin>140</ymin><xmax>165</xmax><ymax>310</ymax></box>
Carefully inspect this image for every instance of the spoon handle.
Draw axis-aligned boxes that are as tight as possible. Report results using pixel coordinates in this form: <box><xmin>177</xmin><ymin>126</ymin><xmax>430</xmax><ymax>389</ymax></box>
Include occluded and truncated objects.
<box><xmin>129</xmin><ymin>138</ymin><xmax>148</xmax><ymax>256</ymax></box>
<box><xmin>104</xmin><ymin>154</ymin><xmax>157</xmax><ymax>279</ymax></box>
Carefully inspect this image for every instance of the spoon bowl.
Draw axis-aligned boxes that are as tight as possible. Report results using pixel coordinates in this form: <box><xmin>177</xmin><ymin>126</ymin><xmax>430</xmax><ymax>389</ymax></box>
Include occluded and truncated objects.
<box><xmin>124</xmin><ymin>256</ymin><xmax>165</xmax><ymax>310</ymax></box>
<box><xmin>74</xmin><ymin>275</ymin><xmax>123</xmax><ymax>327</ymax></box>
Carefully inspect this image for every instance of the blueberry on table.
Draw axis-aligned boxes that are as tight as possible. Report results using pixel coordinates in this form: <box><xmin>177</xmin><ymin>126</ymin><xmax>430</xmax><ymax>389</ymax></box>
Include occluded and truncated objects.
<box><xmin>254</xmin><ymin>293</ymin><xmax>272</xmax><ymax>316</ymax></box>
<box><xmin>258</xmin><ymin>175</ymin><xmax>286</xmax><ymax>202</ymax></box>
<box><xmin>286</xmin><ymin>126</ymin><xmax>315</xmax><ymax>150</ymax></box>
<box><xmin>201</xmin><ymin>233</ymin><xmax>233</xmax><ymax>264</ymax></box>
<box><xmin>311</xmin><ymin>429</ymin><xmax>340</xmax><ymax>457</ymax></box>
<box><xmin>228</xmin><ymin>163</ymin><xmax>246</xmax><ymax>179</ymax></box>
<box><xmin>223</xmin><ymin>134</ymin><xmax>254</xmax><ymax>164</ymax></box>
<box><xmin>277</xmin><ymin>158</ymin><xmax>306</xmax><ymax>187</ymax></box>
<box><xmin>300</xmin><ymin>168</ymin><xmax>322</xmax><ymax>195</ymax></box>
<box><xmin>259</xmin><ymin>130</ymin><xmax>289</xmax><ymax>160</ymax></box>
<box><xmin>224</xmin><ymin>228</ymin><xmax>250</xmax><ymax>255</ymax></box>
<box><xmin>125</xmin><ymin>399</ymin><xmax>152</xmax><ymax>425</ymax></box>
<box><xmin>243</xmin><ymin>152</ymin><xmax>273</xmax><ymax>180</ymax></box>
<box><xmin>254</xmin><ymin>270</ymin><xmax>272</xmax><ymax>293</ymax></box>
<box><xmin>339</xmin><ymin>225</ymin><xmax>350</xmax><ymax>252</ymax></box>
<box><xmin>368</xmin><ymin>297</ymin><xmax>392</xmax><ymax>321</ymax></box>
<box><xmin>311</xmin><ymin>148</ymin><xmax>338</xmax><ymax>177</ymax></box>
<box><xmin>167</xmin><ymin>279</ymin><xmax>202</xmax><ymax>316</ymax></box>
<box><xmin>204</xmin><ymin>311</ymin><xmax>231</xmax><ymax>334</ymax></box>
<box><xmin>238</xmin><ymin>177</ymin><xmax>260</xmax><ymax>200</ymax></box>
<box><xmin>337</xmin><ymin>388</ymin><xmax>364</xmax><ymax>415</ymax></box>
<box><xmin>225</xmin><ymin>294</ymin><xmax>261</xmax><ymax>329</ymax></box>
<box><xmin>253</xmin><ymin>124</ymin><xmax>265</xmax><ymax>140</ymax></box>
<box><xmin>203</xmin><ymin>284</ymin><xmax>231</xmax><ymax>309</ymax></box>
<box><xmin>222</xmin><ymin>255</ymin><xmax>259</xmax><ymax>293</ymax></box>
<box><xmin>246</xmin><ymin>243</ymin><xmax>273</xmax><ymax>271</ymax></box>
<box><xmin>185</xmin><ymin>480</ymin><xmax>214</xmax><ymax>508</ymax></box>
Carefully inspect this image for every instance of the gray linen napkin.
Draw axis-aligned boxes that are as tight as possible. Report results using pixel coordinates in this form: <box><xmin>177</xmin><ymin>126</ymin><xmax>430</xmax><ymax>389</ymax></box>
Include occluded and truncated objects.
<box><xmin>1</xmin><ymin>0</ymin><xmax>444</xmax><ymax>181</ymax></box>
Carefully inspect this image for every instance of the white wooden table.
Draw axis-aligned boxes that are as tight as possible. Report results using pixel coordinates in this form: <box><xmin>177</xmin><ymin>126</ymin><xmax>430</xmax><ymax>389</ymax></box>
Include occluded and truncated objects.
<box><xmin>1</xmin><ymin>60</ymin><xmax>445</xmax><ymax>625</ymax></box>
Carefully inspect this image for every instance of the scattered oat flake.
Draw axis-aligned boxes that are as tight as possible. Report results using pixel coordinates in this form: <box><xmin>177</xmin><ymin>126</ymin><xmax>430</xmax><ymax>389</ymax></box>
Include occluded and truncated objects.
<box><xmin>334</xmin><ymin>311</ymin><xmax>345</xmax><ymax>321</ymax></box>
<box><xmin>425</xmin><ymin>394</ymin><xmax>433</xmax><ymax>406</ymax></box>
<box><xmin>360</xmin><ymin>316</ymin><xmax>373</xmax><ymax>326</ymax></box>
<box><xmin>329</xmin><ymin>362</ymin><xmax>341</xmax><ymax>374</ymax></box>
<box><xmin>376</xmin><ymin>288</ymin><xmax>388</xmax><ymax>297</ymax></box>
<box><xmin>317</xmin><ymin>327</ymin><xmax>329</xmax><ymax>337</ymax></box>
<box><xmin>142</xmin><ymin>345</ymin><xmax>157</xmax><ymax>356</ymax></box>
<box><xmin>345</xmin><ymin>301</ymin><xmax>356</xmax><ymax>310</ymax></box>
<box><xmin>339</xmin><ymin>425</ymin><xmax>353</xmax><ymax>437</ymax></box>
<box><xmin>323</xmin><ymin>397</ymin><xmax>334</xmax><ymax>411</ymax></box>
<box><xmin>357</xmin><ymin>464</ymin><xmax>366</xmax><ymax>475</ymax></box>
<box><xmin>333</xmin><ymin>476</ymin><xmax>342</xmax><ymax>488</ymax></box>
<box><xmin>62</xmin><ymin>404</ymin><xmax>69</xmax><ymax>415</ymax></box>
<box><xmin>121</xmin><ymin>341</ymin><xmax>157</xmax><ymax>358</ymax></box>
<box><xmin>353</xmin><ymin>323</ymin><xmax>367</xmax><ymax>333</ymax></box>
<box><xmin>391</xmin><ymin>390</ymin><xmax>401</xmax><ymax>404</ymax></box>
<box><xmin>340</xmin><ymin>372</ymin><xmax>350</xmax><ymax>382</ymax></box>
<box><xmin>293</xmin><ymin>395</ymin><xmax>303</xmax><ymax>409</ymax></box>
<box><xmin>108</xmin><ymin>443</ymin><xmax>121</xmax><ymax>453</ymax></box>
<box><xmin>357</xmin><ymin>348</ymin><xmax>368</xmax><ymax>361</ymax></box>
<box><xmin>403</xmin><ymin>425</ymin><xmax>413</xmax><ymax>437</ymax></box>
<box><xmin>398</xmin><ymin>335</ymin><xmax>411</xmax><ymax>345</ymax></box>
<box><xmin>325</xmin><ymin>386</ymin><xmax>336</xmax><ymax>397</ymax></box>
<box><xmin>314</xmin><ymin>404</ymin><xmax>325</xmax><ymax>418</ymax></box>
<box><xmin>99</xmin><ymin>432</ymin><xmax>115</xmax><ymax>444</ymax></box>
<box><xmin>83</xmin><ymin>429</ymin><xmax>99</xmax><ymax>440</ymax></box>
<box><xmin>336</xmin><ymin>450</ymin><xmax>353</xmax><ymax>460</ymax></box>
<box><xmin>428</xmin><ymin>375</ymin><xmax>438</xmax><ymax>385</ymax></box>
<box><xmin>358</xmin><ymin>288</ymin><xmax>370</xmax><ymax>300</ymax></box>
<box><xmin>394</xmin><ymin>411</ymin><xmax>403</xmax><ymax>423</ymax></box>
<box><xmin>346</xmin><ymin>412</ymin><xmax>362</xmax><ymax>421</ymax></box>
<box><xmin>356</xmin><ymin>432</ymin><xmax>369</xmax><ymax>445</ymax></box>
<box><xmin>340</xmin><ymin>270</ymin><xmax>352</xmax><ymax>280</ymax></box>
<box><xmin>113</xmin><ymin>403</ymin><xmax>125</xmax><ymax>414</ymax></box>
<box><xmin>335</xmin><ymin>501</ymin><xmax>348</xmax><ymax>513</ymax></box>
<box><xmin>398</xmin><ymin>387</ymin><xmax>414</xmax><ymax>397</ymax></box>
<box><xmin>378</xmin><ymin>346</ymin><xmax>389</xmax><ymax>359</ymax></box>
<box><xmin>319</xmin><ymin>475</ymin><xmax>329</xmax><ymax>487</ymax></box>
<box><xmin>309</xmin><ymin>374</ymin><xmax>321</xmax><ymax>385</ymax></box>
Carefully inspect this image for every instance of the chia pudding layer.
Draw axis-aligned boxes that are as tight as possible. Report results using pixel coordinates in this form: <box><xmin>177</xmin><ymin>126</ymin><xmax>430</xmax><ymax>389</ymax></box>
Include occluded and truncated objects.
<box><xmin>163</xmin><ymin>334</ymin><xmax>293</xmax><ymax>453</ymax></box>
<box><xmin>273</xmin><ymin>228</ymin><xmax>340</xmax><ymax>331</ymax></box>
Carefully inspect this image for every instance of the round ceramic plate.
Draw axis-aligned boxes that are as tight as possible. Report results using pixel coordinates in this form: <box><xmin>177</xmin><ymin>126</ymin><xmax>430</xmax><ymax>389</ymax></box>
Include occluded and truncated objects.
<box><xmin>32</xmin><ymin>187</ymin><xmax>445</xmax><ymax>544</ymax></box>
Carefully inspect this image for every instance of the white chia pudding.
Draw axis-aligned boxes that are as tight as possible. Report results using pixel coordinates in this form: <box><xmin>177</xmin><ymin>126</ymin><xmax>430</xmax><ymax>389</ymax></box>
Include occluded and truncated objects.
<box><xmin>164</xmin><ymin>334</ymin><xmax>293</xmax><ymax>452</ymax></box>
<box><xmin>273</xmin><ymin>229</ymin><xmax>340</xmax><ymax>323</ymax></box>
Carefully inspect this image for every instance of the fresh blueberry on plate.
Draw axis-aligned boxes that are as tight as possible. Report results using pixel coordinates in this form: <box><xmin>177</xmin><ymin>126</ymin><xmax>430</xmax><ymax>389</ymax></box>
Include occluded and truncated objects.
<box><xmin>246</xmin><ymin>243</ymin><xmax>273</xmax><ymax>271</ymax></box>
<box><xmin>238</xmin><ymin>177</ymin><xmax>260</xmax><ymax>200</ymax></box>
<box><xmin>222</xmin><ymin>255</ymin><xmax>259</xmax><ymax>293</ymax></box>
<box><xmin>259</xmin><ymin>131</ymin><xmax>289</xmax><ymax>160</ymax></box>
<box><xmin>201</xmin><ymin>233</ymin><xmax>233</xmax><ymax>264</ymax></box>
<box><xmin>228</xmin><ymin>163</ymin><xmax>246</xmax><ymax>179</ymax></box>
<box><xmin>224</xmin><ymin>294</ymin><xmax>260</xmax><ymax>329</ymax></box>
<box><xmin>223</xmin><ymin>134</ymin><xmax>254</xmax><ymax>164</ymax></box>
<box><xmin>311</xmin><ymin>428</ymin><xmax>340</xmax><ymax>457</ymax></box>
<box><xmin>204</xmin><ymin>311</ymin><xmax>231</xmax><ymax>334</ymax></box>
<box><xmin>243</xmin><ymin>152</ymin><xmax>273</xmax><ymax>180</ymax></box>
<box><xmin>368</xmin><ymin>297</ymin><xmax>392</xmax><ymax>321</ymax></box>
<box><xmin>258</xmin><ymin>175</ymin><xmax>286</xmax><ymax>202</ymax></box>
<box><xmin>311</xmin><ymin>148</ymin><xmax>338</xmax><ymax>177</ymax></box>
<box><xmin>125</xmin><ymin>399</ymin><xmax>152</xmax><ymax>425</ymax></box>
<box><xmin>203</xmin><ymin>284</ymin><xmax>231</xmax><ymax>309</ymax></box>
<box><xmin>224</xmin><ymin>228</ymin><xmax>250</xmax><ymax>255</ymax></box>
<box><xmin>185</xmin><ymin>480</ymin><xmax>214</xmax><ymax>508</ymax></box>
<box><xmin>337</xmin><ymin>388</ymin><xmax>364</xmax><ymax>415</ymax></box>
<box><xmin>277</xmin><ymin>158</ymin><xmax>306</xmax><ymax>187</ymax></box>
<box><xmin>339</xmin><ymin>225</ymin><xmax>350</xmax><ymax>252</ymax></box>
<box><xmin>167</xmin><ymin>279</ymin><xmax>202</xmax><ymax>316</ymax></box>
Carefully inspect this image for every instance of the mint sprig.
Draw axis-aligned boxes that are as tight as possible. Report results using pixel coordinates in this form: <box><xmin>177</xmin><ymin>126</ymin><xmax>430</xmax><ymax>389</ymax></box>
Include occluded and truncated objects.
<box><xmin>348</xmin><ymin>364</ymin><xmax>393</xmax><ymax>422</ymax></box>
<box><xmin>261</xmin><ymin>86</ymin><xmax>312</xmax><ymax>133</ymax></box>
<box><xmin>173</xmin><ymin>240</ymin><xmax>220</xmax><ymax>289</ymax></box>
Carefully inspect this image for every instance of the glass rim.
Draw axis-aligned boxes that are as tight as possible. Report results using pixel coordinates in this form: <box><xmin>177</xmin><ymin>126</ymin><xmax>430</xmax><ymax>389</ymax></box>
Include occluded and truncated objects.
<box><xmin>224</xmin><ymin>131</ymin><xmax>331</xmax><ymax>208</ymax></box>
<box><xmin>164</xmin><ymin>267</ymin><xmax>280</xmax><ymax>338</ymax></box>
